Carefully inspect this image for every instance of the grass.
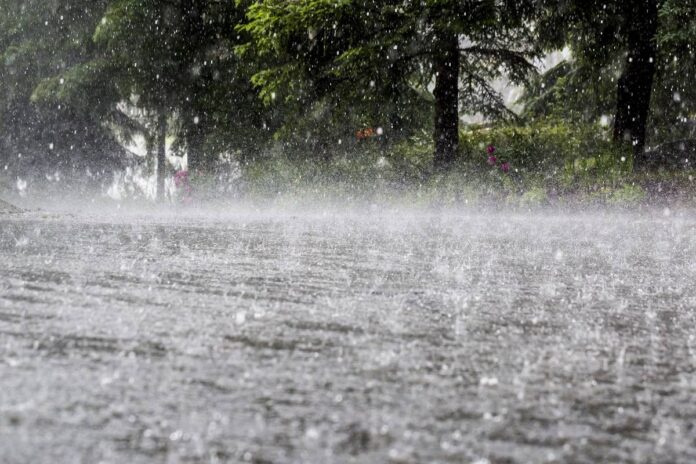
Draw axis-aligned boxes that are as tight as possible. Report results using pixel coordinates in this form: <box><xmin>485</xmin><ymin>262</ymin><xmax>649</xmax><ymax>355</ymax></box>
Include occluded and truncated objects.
<box><xmin>226</xmin><ymin>156</ymin><xmax>695</xmax><ymax>210</ymax></box>
<box><xmin>2</xmin><ymin>119</ymin><xmax>695</xmax><ymax>209</ymax></box>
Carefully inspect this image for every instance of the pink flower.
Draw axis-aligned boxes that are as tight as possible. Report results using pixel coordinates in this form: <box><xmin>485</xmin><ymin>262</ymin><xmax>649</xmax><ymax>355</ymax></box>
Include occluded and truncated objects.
<box><xmin>500</xmin><ymin>162</ymin><xmax>510</xmax><ymax>173</ymax></box>
<box><xmin>487</xmin><ymin>155</ymin><xmax>498</xmax><ymax>166</ymax></box>
<box><xmin>174</xmin><ymin>170</ymin><xmax>189</xmax><ymax>188</ymax></box>
<box><xmin>487</xmin><ymin>145</ymin><xmax>496</xmax><ymax>154</ymax></box>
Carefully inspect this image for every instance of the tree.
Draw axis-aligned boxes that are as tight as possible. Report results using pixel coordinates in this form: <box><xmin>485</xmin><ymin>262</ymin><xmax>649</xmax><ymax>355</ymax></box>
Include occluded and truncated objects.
<box><xmin>93</xmin><ymin>0</ymin><xmax>194</xmax><ymax>201</ymax></box>
<box><xmin>533</xmin><ymin>0</ymin><xmax>665</xmax><ymax>164</ymax></box>
<box><xmin>0</xmin><ymin>0</ymin><xmax>125</xmax><ymax>188</ymax></box>
<box><xmin>72</xmin><ymin>0</ymin><xmax>271</xmax><ymax>199</ymax></box>
<box><xmin>612</xmin><ymin>0</ymin><xmax>659</xmax><ymax>159</ymax></box>
<box><xmin>651</xmin><ymin>0</ymin><xmax>696</xmax><ymax>145</ymax></box>
<box><xmin>240</xmin><ymin>0</ymin><xmax>537</xmax><ymax>169</ymax></box>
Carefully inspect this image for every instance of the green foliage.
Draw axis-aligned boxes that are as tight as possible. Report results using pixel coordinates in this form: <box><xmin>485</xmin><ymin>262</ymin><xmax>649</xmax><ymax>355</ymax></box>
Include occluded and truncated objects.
<box><xmin>534</xmin><ymin>0</ymin><xmax>627</xmax><ymax>65</ymax></box>
<box><xmin>0</xmin><ymin>0</ymin><xmax>125</xmax><ymax>180</ymax></box>
<box><xmin>651</xmin><ymin>0</ymin><xmax>696</xmax><ymax>143</ymax></box>
<box><xmin>519</xmin><ymin>186</ymin><xmax>549</xmax><ymax>207</ymax></box>
<box><xmin>520</xmin><ymin>60</ymin><xmax>618</xmax><ymax>123</ymax></box>
<box><xmin>659</xmin><ymin>1</ymin><xmax>696</xmax><ymax>49</ymax></box>
<box><xmin>607</xmin><ymin>184</ymin><xmax>646</xmax><ymax>205</ymax></box>
<box><xmin>460</xmin><ymin>120</ymin><xmax>630</xmax><ymax>185</ymax></box>
<box><xmin>31</xmin><ymin>59</ymin><xmax>120</xmax><ymax>114</ymax></box>
<box><xmin>0</xmin><ymin>0</ymin><xmax>694</xmax><ymax>201</ymax></box>
<box><xmin>231</xmin><ymin>118</ymin><xmax>650</xmax><ymax>206</ymax></box>
<box><xmin>524</xmin><ymin>1</ymin><xmax>629</xmax><ymax>129</ymax></box>
<box><xmin>239</xmin><ymin>0</ymin><xmax>538</xmax><ymax>160</ymax></box>
<box><xmin>527</xmin><ymin>0</ymin><xmax>696</xmax><ymax>148</ymax></box>
<box><xmin>84</xmin><ymin>0</ymin><xmax>272</xmax><ymax>170</ymax></box>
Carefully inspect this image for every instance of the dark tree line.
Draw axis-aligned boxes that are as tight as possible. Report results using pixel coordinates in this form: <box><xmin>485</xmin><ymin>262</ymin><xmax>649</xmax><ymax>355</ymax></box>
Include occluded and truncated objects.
<box><xmin>1</xmin><ymin>0</ymin><xmax>694</xmax><ymax>197</ymax></box>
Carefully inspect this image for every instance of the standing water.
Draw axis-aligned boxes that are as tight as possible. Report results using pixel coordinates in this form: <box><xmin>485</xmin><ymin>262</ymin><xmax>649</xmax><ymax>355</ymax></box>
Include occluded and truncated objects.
<box><xmin>1</xmin><ymin>208</ymin><xmax>696</xmax><ymax>463</ymax></box>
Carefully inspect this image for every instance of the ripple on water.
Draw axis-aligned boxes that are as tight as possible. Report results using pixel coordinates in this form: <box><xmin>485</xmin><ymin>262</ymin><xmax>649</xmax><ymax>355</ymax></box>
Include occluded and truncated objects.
<box><xmin>1</xmin><ymin>211</ymin><xmax>696</xmax><ymax>464</ymax></box>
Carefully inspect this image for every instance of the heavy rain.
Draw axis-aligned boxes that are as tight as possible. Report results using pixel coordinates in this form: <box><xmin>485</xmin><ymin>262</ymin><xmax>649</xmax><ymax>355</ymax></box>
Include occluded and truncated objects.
<box><xmin>1</xmin><ymin>1</ymin><xmax>695</xmax><ymax>463</ymax></box>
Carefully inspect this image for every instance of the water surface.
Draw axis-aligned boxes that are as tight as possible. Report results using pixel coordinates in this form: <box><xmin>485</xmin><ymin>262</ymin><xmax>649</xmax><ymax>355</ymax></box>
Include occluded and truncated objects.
<box><xmin>1</xmin><ymin>208</ymin><xmax>695</xmax><ymax>463</ymax></box>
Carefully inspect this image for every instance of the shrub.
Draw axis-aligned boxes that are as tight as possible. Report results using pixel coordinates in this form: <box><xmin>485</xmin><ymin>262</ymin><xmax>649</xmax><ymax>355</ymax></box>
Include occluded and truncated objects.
<box><xmin>458</xmin><ymin>119</ymin><xmax>632</xmax><ymax>190</ymax></box>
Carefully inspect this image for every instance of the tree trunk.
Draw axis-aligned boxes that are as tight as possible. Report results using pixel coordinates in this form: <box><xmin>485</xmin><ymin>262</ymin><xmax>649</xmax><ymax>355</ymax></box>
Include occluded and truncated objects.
<box><xmin>433</xmin><ymin>32</ymin><xmax>460</xmax><ymax>169</ymax></box>
<box><xmin>156</xmin><ymin>112</ymin><xmax>167</xmax><ymax>202</ymax></box>
<box><xmin>179</xmin><ymin>0</ymin><xmax>206</xmax><ymax>174</ymax></box>
<box><xmin>613</xmin><ymin>0</ymin><xmax>658</xmax><ymax>166</ymax></box>
<box><xmin>386</xmin><ymin>64</ymin><xmax>405</xmax><ymax>140</ymax></box>
<box><xmin>185</xmin><ymin>112</ymin><xmax>206</xmax><ymax>173</ymax></box>
<box><xmin>145</xmin><ymin>133</ymin><xmax>155</xmax><ymax>177</ymax></box>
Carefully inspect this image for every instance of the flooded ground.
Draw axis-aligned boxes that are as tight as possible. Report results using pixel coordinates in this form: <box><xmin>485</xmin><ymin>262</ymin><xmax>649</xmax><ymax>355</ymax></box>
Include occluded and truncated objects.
<box><xmin>1</xmin><ymin>207</ymin><xmax>696</xmax><ymax>463</ymax></box>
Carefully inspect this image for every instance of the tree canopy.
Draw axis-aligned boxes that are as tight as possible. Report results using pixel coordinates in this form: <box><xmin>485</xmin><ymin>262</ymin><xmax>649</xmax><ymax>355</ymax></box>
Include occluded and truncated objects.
<box><xmin>240</xmin><ymin>0</ymin><xmax>538</xmax><ymax>165</ymax></box>
<box><xmin>1</xmin><ymin>0</ymin><xmax>694</xmax><ymax>198</ymax></box>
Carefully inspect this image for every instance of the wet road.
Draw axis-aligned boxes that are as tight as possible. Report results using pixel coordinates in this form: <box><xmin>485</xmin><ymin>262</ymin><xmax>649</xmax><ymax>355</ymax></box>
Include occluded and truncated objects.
<box><xmin>1</xmin><ymin>209</ymin><xmax>696</xmax><ymax>463</ymax></box>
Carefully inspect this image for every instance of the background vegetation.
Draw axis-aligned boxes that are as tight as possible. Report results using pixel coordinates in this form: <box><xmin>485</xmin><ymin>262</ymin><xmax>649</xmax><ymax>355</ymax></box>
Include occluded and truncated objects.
<box><xmin>1</xmin><ymin>0</ymin><xmax>694</xmax><ymax>205</ymax></box>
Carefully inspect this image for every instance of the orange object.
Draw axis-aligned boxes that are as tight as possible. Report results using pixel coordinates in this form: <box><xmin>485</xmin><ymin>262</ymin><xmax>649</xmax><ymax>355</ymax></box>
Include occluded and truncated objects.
<box><xmin>356</xmin><ymin>127</ymin><xmax>376</xmax><ymax>140</ymax></box>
